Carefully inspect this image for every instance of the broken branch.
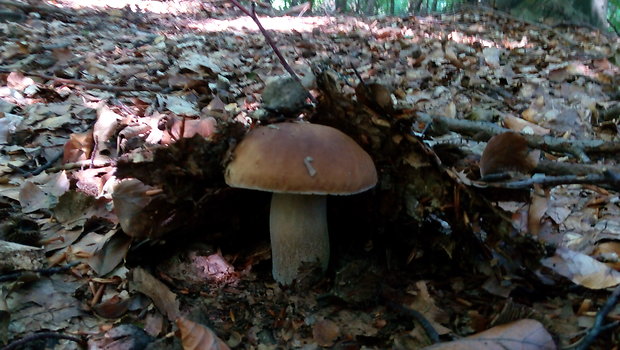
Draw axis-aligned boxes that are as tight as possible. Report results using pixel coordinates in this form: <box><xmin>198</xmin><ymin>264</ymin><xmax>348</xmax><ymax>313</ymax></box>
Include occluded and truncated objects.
<box><xmin>416</xmin><ymin>112</ymin><xmax>620</xmax><ymax>162</ymax></box>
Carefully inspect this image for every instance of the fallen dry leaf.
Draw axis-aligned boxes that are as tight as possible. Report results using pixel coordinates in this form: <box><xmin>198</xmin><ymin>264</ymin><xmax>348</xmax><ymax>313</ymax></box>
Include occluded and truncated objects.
<box><xmin>112</xmin><ymin>179</ymin><xmax>155</xmax><ymax>237</ymax></box>
<box><xmin>541</xmin><ymin>247</ymin><xmax>620</xmax><ymax>289</ymax></box>
<box><xmin>176</xmin><ymin>317</ymin><xmax>230</xmax><ymax>350</ymax></box>
<box><xmin>88</xmin><ymin>230</ymin><xmax>131</xmax><ymax>276</ymax></box>
<box><xmin>312</xmin><ymin>319</ymin><xmax>340</xmax><ymax>347</ymax></box>
<box><xmin>421</xmin><ymin>319</ymin><xmax>556</xmax><ymax>350</ymax></box>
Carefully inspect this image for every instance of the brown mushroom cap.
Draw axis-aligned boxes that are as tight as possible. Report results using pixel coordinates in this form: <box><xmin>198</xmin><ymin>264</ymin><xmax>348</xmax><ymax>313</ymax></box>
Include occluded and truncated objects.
<box><xmin>225</xmin><ymin>123</ymin><xmax>377</xmax><ymax>195</ymax></box>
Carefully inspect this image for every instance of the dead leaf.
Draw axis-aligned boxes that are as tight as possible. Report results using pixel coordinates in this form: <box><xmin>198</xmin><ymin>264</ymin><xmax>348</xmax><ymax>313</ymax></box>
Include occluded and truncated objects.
<box><xmin>53</xmin><ymin>190</ymin><xmax>96</xmax><ymax>228</ymax></box>
<box><xmin>88</xmin><ymin>230</ymin><xmax>131</xmax><ymax>276</ymax></box>
<box><xmin>112</xmin><ymin>179</ymin><xmax>155</xmax><ymax>237</ymax></box>
<box><xmin>18</xmin><ymin>172</ymin><xmax>70</xmax><ymax>213</ymax></box>
<box><xmin>62</xmin><ymin>130</ymin><xmax>93</xmax><ymax>163</ymax></box>
<box><xmin>312</xmin><ymin>319</ymin><xmax>340</xmax><ymax>347</ymax></box>
<box><xmin>421</xmin><ymin>319</ymin><xmax>556</xmax><ymax>350</ymax></box>
<box><xmin>482</xmin><ymin>47</ymin><xmax>501</xmax><ymax>68</ymax></box>
<box><xmin>92</xmin><ymin>294</ymin><xmax>131</xmax><ymax>319</ymax></box>
<box><xmin>0</xmin><ymin>113</ymin><xmax>24</xmax><ymax>144</ymax></box>
<box><xmin>19</xmin><ymin>182</ymin><xmax>58</xmax><ymax>213</ymax></box>
<box><xmin>592</xmin><ymin>241</ymin><xmax>620</xmax><ymax>270</ymax></box>
<box><xmin>502</xmin><ymin>115</ymin><xmax>550</xmax><ymax>135</ymax></box>
<box><xmin>94</xmin><ymin>105</ymin><xmax>120</xmax><ymax>144</ymax></box>
<box><xmin>176</xmin><ymin>317</ymin><xmax>230</xmax><ymax>350</ymax></box>
<box><xmin>541</xmin><ymin>247</ymin><xmax>620</xmax><ymax>289</ymax></box>
<box><xmin>161</xmin><ymin>117</ymin><xmax>217</xmax><ymax>145</ymax></box>
<box><xmin>6</xmin><ymin>71</ymin><xmax>36</xmax><ymax>91</ymax></box>
<box><xmin>528</xmin><ymin>186</ymin><xmax>549</xmax><ymax>235</ymax></box>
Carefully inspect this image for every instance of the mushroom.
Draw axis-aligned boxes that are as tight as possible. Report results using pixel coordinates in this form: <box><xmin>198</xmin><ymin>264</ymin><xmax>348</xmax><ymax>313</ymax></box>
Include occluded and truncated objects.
<box><xmin>225</xmin><ymin>122</ymin><xmax>377</xmax><ymax>285</ymax></box>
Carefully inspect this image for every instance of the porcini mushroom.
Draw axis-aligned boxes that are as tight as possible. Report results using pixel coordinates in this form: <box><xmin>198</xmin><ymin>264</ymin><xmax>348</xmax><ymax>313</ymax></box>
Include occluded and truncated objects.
<box><xmin>225</xmin><ymin>122</ymin><xmax>377</xmax><ymax>285</ymax></box>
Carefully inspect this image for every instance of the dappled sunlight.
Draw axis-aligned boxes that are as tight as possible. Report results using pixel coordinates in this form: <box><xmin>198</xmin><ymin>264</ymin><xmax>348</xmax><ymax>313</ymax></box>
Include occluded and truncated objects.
<box><xmin>54</xmin><ymin>0</ymin><xmax>206</xmax><ymax>14</ymax></box>
<box><xmin>191</xmin><ymin>16</ymin><xmax>332</xmax><ymax>33</ymax></box>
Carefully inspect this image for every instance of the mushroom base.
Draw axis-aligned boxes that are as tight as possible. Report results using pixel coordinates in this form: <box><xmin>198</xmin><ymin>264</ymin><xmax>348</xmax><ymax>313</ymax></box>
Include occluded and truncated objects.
<box><xmin>269</xmin><ymin>193</ymin><xmax>329</xmax><ymax>285</ymax></box>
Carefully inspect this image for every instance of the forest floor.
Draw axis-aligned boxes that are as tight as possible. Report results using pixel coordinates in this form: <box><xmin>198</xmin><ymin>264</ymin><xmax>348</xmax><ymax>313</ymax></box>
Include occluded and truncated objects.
<box><xmin>0</xmin><ymin>0</ymin><xmax>619</xmax><ymax>349</ymax></box>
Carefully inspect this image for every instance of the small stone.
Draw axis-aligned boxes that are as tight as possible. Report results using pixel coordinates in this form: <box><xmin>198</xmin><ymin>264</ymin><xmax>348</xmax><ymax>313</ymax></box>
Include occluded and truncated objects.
<box><xmin>261</xmin><ymin>76</ymin><xmax>308</xmax><ymax>115</ymax></box>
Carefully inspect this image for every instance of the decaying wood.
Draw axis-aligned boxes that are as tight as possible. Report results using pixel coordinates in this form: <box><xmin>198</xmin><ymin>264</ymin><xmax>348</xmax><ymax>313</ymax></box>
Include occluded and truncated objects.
<box><xmin>0</xmin><ymin>240</ymin><xmax>45</xmax><ymax>272</ymax></box>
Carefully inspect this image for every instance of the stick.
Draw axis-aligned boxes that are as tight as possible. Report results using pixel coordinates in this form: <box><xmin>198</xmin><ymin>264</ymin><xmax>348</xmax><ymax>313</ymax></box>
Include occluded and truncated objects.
<box><xmin>416</xmin><ymin>112</ymin><xmax>620</xmax><ymax>162</ymax></box>
<box><xmin>571</xmin><ymin>284</ymin><xmax>620</xmax><ymax>350</ymax></box>
<box><xmin>0</xmin><ymin>261</ymin><xmax>81</xmax><ymax>282</ymax></box>
<box><xmin>227</xmin><ymin>0</ymin><xmax>317</xmax><ymax>104</ymax></box>
<box><xmin>8</xmin><ymin>151</ymin><xmax>63</xmax><ymax>177</ymax></box>
<box><xmin>0</xmin><ymin>68</ymin><xmax>162</xmax><ymax>92</ymax></box>
<box><xmin>1</xmin><ymin>331</ymin><xmax>85</xmax><ymax>350</ymax></box>
<box><xmin>480</xmin><ymin>172</ymin><xmax>620</xmax><ymax>190</ymax></box>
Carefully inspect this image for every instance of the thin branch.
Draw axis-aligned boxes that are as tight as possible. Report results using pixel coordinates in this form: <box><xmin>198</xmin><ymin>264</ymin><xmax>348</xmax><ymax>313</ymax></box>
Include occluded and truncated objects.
<box><xmin>0</xmin><ymin>68</ymin><xmax>162</xmax><ymax>92</ymax></box>
<box><xmin>416</xmin><ymin>112</ymin><xmax>620</xmax><ymax>162</ymax></box>
<box><xmin>46</xmin><ymin>160</ymin><xmax>113</xmax><ymax>173</ymax></box>
<box><xmin>1</xmin><ymin>331</ymin><xmax>85</xmax><ymax>350</ymax></box>
<box><xmin>481</xmin><ymin>172</ymin><xmax>620</xmax><ymax>190</ymax></box>
<box><xmin>8</xmin><ymin>151</ymin><xmax>63</xmax><ymax>177</ymax></box>
<box><xmin>227</xmin><ymin>0</ymin><xmax>317</xmax><ymax>104</ymax></box>
<box><xmin>386</xmin><ymin>299</ymin><xmax>440</xmax><ymax>344</ymax></box>
<box><xmin>570</xmin><ymin>284</ymin><xmax>620</xmax><ymax>350</ymax></box>
<box><xmin>0</xmin><ymin>261</ymin><xmax>81</xmax><ymax>283</ymax></box>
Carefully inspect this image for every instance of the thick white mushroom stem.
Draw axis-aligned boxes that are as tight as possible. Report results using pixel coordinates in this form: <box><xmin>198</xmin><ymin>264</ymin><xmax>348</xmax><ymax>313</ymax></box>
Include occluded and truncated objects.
<box><xmin>269</xmin><ymin>193</ymin><xmax>330</xmax><ymax>285</ymax></box>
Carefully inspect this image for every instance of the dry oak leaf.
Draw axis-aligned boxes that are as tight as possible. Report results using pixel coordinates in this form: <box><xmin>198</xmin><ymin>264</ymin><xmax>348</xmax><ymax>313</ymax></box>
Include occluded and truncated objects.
<box><xmin>177</xmin><ymin>317</ymin><xmax>230</xmax><ymax>350</ymax></box>
<box><xmin>541</xmin><ymin>247</ymin><xmax>620</xmax><ymax>289</ymax></box>
<box><xmin>421</xmin><ymin>319</ymin><xmax>556</xmax><ymax>350</ymax></box>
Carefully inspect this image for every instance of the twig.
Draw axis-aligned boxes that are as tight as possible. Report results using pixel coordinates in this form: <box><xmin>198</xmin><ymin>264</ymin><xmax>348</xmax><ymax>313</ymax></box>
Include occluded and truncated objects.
<box><xmin>385</xmin><ymin>299</ymin><xmax>440</xmax><ymax>344</ymax></box>
<box><xmin>480</xmin><ymin>171</ymin><xmax>620</xmax><ymax>190</ymax></box>
<box><xmin>8</xmin><ymin>151</ymin><xmax>63</xmax><ymax>177</ymax></box>
<box><xmin>535</xmin><ymin>159</ymin><xmax>620</xmax><ymax>176</ymax></box>
<box><xmin>1</xmin><ymin>331</ymin><xmax>85</xmax><ymax>350</ymax></box>
<box><xmin>569</xmin><ymin>284</ymin><xmax>620</xmax><ymax>350</ymax></box>
<box><xmin>45</xmin><ymin>160</ymin><xmax>113</xmax><ymax>173</ymax></box>
<box><xmin>0</xmin><ymin>68</ymin><xmax>162</xmax><ymax>92</ymax></box>
<box><xmin>227</xmin><ymin>0</ymin><xmax>317</xmax><ymax>104</ymax></box>
<box><xmin>416</xmin><ymin>112</ymin><xmax>620</xmax><ymax>162</ymax></box>
<box><xmin>0</xmin><ymin>261</ymin><xmax>81</xmax><ymax>282</ymax></box>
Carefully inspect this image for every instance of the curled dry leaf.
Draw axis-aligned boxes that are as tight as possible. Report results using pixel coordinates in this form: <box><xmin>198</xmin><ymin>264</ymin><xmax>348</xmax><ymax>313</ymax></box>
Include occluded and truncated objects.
<box><xmin>88</xmin><ymin>230</ymin><xmax>132</xmax><ymax>276</ymax></box>
<box><xmin>479</xmin><ymin>132</ymin><xmax>539</xmax><ymax>177</ymax></box>
<box><xmin>421</xmin><ymin>319</ymin><xmax>556</xmax><ymax>350</ymax></box>
<box><xmin>592</xmin><ymin>241</ymin><xmax>620</xmax><ymax>271</ymax></box>
<box><xmin>502</xmin><ymin>115</ymin><xmax>550</xmax><ymax>136</ymax></box>
<box><xmin>527</xmin><ymin>185</ymin><xmax>549</xmax><ymax>236</ymax></box>
<box><xmin>93</xmin><ymin>105</ymin><xmax>121</xmax><ymax>157</ymax></box>
<box><xmin>176</xmin><ymin>317</ymin><xmax>230</xmax><ymax>350</ymax></box>
<box><xmin>18</xmin><ymin>172</ymin><xmax>70</xmax><ymax>213</ymax></box>
<box><xmin>92</xmin><ymin>294</ymin><xmax>131</xmax><ymax>319</ymax></box>
<box><xmin>161</xmin><ymin>116</ymin><xmax>217</xmax><ymax>145</ymax></box>
<box><xmin>541</xmin><ymin>247</ymin><xmax>620</xmax><ymax>289</ymax></box>
<box><xmin>112</xmin><ymin>179</ymin><xmax>155</xmax><ymax>237</ymax></box>
<box><xmin>63</xmin><ymin>130</ymin><xmax>94</xmax><ymax>163</ymax></box>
